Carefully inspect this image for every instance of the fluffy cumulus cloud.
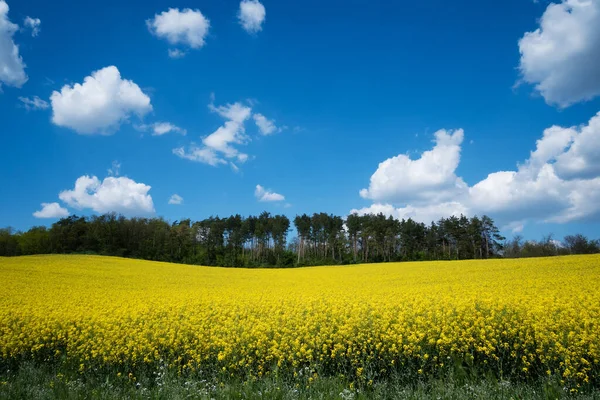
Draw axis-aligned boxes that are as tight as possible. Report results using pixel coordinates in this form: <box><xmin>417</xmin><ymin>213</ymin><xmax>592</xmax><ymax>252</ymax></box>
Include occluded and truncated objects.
<box><xmin>255</xmin><ymin>185</ymin><xmax>284</xmax><ymax>202</ymax></box>
<box><xmin>147</xmin><ymin>8</ymin><xmax>209</xmax><ymax>56</ymax></box>
<box><xmin>253</xmin><ymin>113</ymin><xmax>280</xmax><ymax>135</ymax></box>
<box><xmin>23</xmin><ymin>16</ymin><xmax>40</xmax><ymax>36</ymax></box>
<box><xmin>353</xmin><ymin>111</ymin><xmax>600</xmax><ymax>230</ymax></box>
<box><xmin>0</xmin><ymin>0</ymin><xmax>27</xmax><ymax>89</ymax></box>
<box><xmin>58</xmin><ymin>175</ymin><xmax>155</xmax><ymax>215</ymax></box>
<box><xmin>239</xmin><ymin>0</ymin><xmax>266</xmax><ymax>33</ymax></box>
<box><xmin>554</xmin><ymin>112</ymin><xmax>600</xmax><ymax>180</ymax></box>
<box><xmin>359</xmin><ymin>129</ymin><xmax>467</xmax><ymax>204</ymax></box>
<box><xmin>136</xmin><ymin>121</ymin><xmax>186</xmax><ymax>136</ymax></box>
<box><xmin>518</xmin><ymin>0</ymin><xmax>600</xmax><ymax>107</ymax></box>
<box><xmin>351</xmin><ymin>202</ymin><xmax>468</xmax><ymax>226</ymax></box>
<box><xmin>18</xmin><ymin>95</ymin><xmax>49</xmax><ymax>110</ymax></box>
<box><xmin>50</xmin><ymin>66</ymin><xmax>152</xmax><ymax>134</ymax></box>
<box><xmin>168</xmin><ymin>194</ymin><xmax>183</xmax><ymax>205</ymax></box>
<box><xmin>174</xmin><ymin>101</ymin><xmax>252</xmax><ymax>168</ymax></box>
<box><xmin>33</xmin><ymin>202</ymin><xmax>69</xmax><ymax>219</ymax></box>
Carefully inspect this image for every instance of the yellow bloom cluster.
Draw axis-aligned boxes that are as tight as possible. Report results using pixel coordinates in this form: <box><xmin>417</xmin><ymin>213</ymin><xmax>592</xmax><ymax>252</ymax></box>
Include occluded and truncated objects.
<box><xmin>1</xmin><ymin>255</ymin><xmax>598</xmax><ymax>387</ymax></box>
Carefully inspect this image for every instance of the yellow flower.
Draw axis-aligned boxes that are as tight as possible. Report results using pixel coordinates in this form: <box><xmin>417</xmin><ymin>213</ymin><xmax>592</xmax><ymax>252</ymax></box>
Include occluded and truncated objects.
<box><xmin>0</xmin><ymin>254</ymin><xmax>598</xmax><ymax>388</ymax></box>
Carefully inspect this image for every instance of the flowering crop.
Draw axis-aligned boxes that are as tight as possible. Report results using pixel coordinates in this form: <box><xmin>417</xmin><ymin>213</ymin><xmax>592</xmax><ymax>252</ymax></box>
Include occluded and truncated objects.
<box><xmin>1</xmin><ymin>255</ymin><xmax>599</xmax><ymax>389</ymax></box>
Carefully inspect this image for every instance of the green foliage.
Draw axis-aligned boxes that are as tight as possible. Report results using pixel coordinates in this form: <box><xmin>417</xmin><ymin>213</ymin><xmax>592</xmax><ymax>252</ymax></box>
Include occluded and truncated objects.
<box><xmin>0</xmin><ymin>211</ymin><xmax>597</xmax><ymax>267</ymax></box>
<box><xmin>1</xmin><ymin>361</ymin><xmax>598</xmax><ymax>399</ymax></box>
<box><xmin>504</xmin><ymin>233</ymin><xmax>600</xmax><ymax>258</ymax></box>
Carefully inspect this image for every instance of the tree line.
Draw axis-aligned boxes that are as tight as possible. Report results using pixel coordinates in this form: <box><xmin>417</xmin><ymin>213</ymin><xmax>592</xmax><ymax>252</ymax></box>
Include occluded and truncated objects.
<box><xmin>0</xmin><ymin>212</ymin><xmax>597</xmax><ymax>267</ymax></box>
<box><xmin>503</xmin><ymin>233</ymin><xmax>600</xmax><ymax>258</ymax></box>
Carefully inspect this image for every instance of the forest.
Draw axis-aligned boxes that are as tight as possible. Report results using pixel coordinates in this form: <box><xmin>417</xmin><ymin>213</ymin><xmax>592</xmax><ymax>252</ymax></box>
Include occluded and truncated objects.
<box><xmin>1</xmin><ymin>212</ymin><xmax>598</xmax><ymax>267</ymax></box>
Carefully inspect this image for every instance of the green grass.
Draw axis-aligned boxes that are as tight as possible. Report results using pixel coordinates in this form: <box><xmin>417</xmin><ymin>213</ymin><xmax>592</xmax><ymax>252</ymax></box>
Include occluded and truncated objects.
<box><xmin>1</xmin><ymin>362</ymin><xmax>600</xmax><ymax>399</ymax></box>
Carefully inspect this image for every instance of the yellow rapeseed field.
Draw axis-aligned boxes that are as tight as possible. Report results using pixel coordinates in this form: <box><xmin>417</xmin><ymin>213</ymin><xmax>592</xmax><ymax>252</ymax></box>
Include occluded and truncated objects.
<box><xmin>0</xmin><ymin>255</ymin><xmax>599</xmax><ymax>389</ymax></box>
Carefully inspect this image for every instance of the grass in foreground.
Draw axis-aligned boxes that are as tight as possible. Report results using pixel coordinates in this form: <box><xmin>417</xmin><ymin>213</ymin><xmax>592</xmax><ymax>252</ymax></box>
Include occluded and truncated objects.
<box><xmin>2</xmin><ymin>362</ymin><xmax>600</xmax><ymax>399</ymax></box>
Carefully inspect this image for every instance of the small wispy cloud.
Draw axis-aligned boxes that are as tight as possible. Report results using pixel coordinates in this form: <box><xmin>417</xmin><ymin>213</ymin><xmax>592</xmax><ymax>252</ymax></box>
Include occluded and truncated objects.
<box><xmin>168</xmin><ymin>49</ymin><xmax>186</xmax><ymax>58</ymax></box>
<box><xmin>168</xmin><ymin>194</ymin><xmax>183</xmax><ymax>205</ymax></box>
<box><xmin>107</xmin><ymin>160</ymin><xmax>121</xmax><ymax>176</ymax></box>
<box><xmin>136</xmin><ymin>122</ymin><xmax>186</xmax><ymax>136</ymax></box>
<box><xmin>18</xmin><ymin>96</ymin><xmax>49</xmax><ymax>111</ymax></box>
<box><xmin>255</xmin><ymin>184</ymin><xmax>285</xmax><ymax>202</ymax></box>
<box><xmin>23</xmin><ymin>16</ymin><xmax>41</xmax><ymax>37</ymax></box>
<box><xmin>253</xmin><ymin>113</ymin><xmax>282</xmax><ymax>135</ymax></box>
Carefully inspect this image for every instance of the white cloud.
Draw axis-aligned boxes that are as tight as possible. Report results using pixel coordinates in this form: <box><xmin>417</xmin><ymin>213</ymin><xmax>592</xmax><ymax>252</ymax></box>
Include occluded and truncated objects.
<box><xmin>359</xmin><ymin>129</ymin><xmax>467</xmax><ymax>205</ymax></box>
<box><xmin>59</xmin><ymin>175</ymin><xmax>155</xmax><ymax>215</ymax></box>
<box><xmin>168</xmin><ymin>194</ymin><xmax>183</xmax><ymax>205</ymax></box>
<box><xmin>137</xmin><ymin>121</ymin><xmax>186</xmax><ymax>136</ymax></box>
<box><xmin>50</xmin><ymin>66</ymin><xmax>152</xmax><ymax>134</ymax></box>
<box><xmin>208</xmin><ymin>101</ymin><xmax>252</xmax><ymax>123</ymax></box>
<box><xmin>33</xmin><ymin>202</ymin><xmax>69</xmax><ymax>219</ymax></box>
<box><xmin>230</xmin><ymin>162</ymin><xmax>240</xmax><ymax>173</ymax></box>
<box><xmin>522</xmin><ymin>125</ymin><xmax>576</xmax><ymax>174</ymax></box>
<box><xmin>18</xmin><ymin>95</ymin><xmax>49</xmax><ymax>110</ymax></box>
<box><xmin>554</xmin><ymin>111</ymin><xmax>600</xmax><ymax>180</ymax></box>
<box><xmin>506</xmin><ymin>221</ymin><xmax>525</xmax><ymax>234</ymax></box>
<box><xmin>175</xmin><ymin>101</ymin><xmax>252</xmax><ymax>167</ymax></box>
<box><xmin>107</xmin><ymin>160</ymin><xmax>121</xmax><ymax>176</ymax></box>
<box><xmin>23</xmin><ymin>16</ymin><xmax>40</xmax><ymax>36</ymax></box>
<box><xmin>203</xmin><ymin>120</ymin><xmax>249</xmax><ymax>159</ymax></box>
<box><xmin>468</xmin><ymin>112</ymin><xmax>600</xmax><ymax>223</ymax></box>
<box><xmin>173</xmin><ymin>146</ymin><xmax>226</xmax><ymax>166</ymax></box>
<box><xmin>206</xmin><ymin>121</ymin><xmax>248</xmax><ymax>159</ymax></box>
<box><xmin>350</xmin><ymin>202</ymin><xmax>468</xmax><ymax>225</ymax></box>
<box><xmin>239</xmin><ymin>0</ymin><xmax>266</xmax><ymax>33</ymax></box>
<box><xmin>554</xmin><ymin>177</ymin><xmax>600</xmax><ymax>222</ymax></box>
<box><xmin>354</xmin><ymin>111</ymin><xmax>600</xmax><ymax>229</ymax></box>
<box><xmin>468</xmin><ymin>165</ymin><xmax>568</xmax><ymax>223</ymax></box>
<box><xmin>168</xmin><ymin>48</ymin><xmax>186</xmax><ymax>58</ymax></box>
<box><xmin>147</xmin><ymin>8</ymin><xmax>210</xmax><ymax>54</ymax></box>
<box><xmin>174</xmin><ymin>97</ymin><xmax>284</xmax><ymax>169</ymax></box>
<box><xmin>153</xmin><ymin>122</ymin><xmax>186</xmax><ymax>135</ymax></box>
<box><xmin>255</xmin><ymin>184</ymin><xmax>285</xmax><ymax>202</ymax></box>
<box><xmin>0</xmin><ymin>0</ymin><xmax>27</xmax><ymax>89</ymax></box>
<box><xmin>253</xmin><ymin>113</ymin><xmax>280</xmax><ymax>135</ymax></box>
<box><xmin>518</xmin><ymin>0</ymin><xmax>600</xmax><ymax>107</ymax></box>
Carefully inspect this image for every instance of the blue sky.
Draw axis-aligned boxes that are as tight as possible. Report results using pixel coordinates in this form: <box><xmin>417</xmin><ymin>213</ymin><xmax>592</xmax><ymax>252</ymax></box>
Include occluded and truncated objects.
<box><xmin>1</xmin><ymin>0</ymin><xmax>600</xmax><ymax>240</ymax></box>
